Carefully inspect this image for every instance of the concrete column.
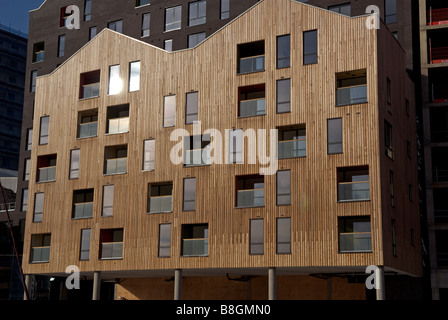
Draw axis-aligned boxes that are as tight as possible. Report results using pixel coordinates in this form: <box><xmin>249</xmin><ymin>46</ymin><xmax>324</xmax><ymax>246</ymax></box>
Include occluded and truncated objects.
<box><xmin>174</xmin><ymin>269</ymin><xmax>182</xmax><ymax>300</ymax></box>
<box><xmin>23</xmin><ymin>274</ymin><xmax>33</xmax><ymax>300</ymax></box>
<box><xmin>268</xmin><ymin>267</ymin><xmax>277</xmax><ymax>300</ymax></box>
<box><xmin>376</xmin><ymin>266</ymin><xmax>385</xmax><ymax>300</ymax></box>
<box><xmin>92</xmin><ymin>271</ymin><xmax>101</xmax><ymax>300</ymax></box>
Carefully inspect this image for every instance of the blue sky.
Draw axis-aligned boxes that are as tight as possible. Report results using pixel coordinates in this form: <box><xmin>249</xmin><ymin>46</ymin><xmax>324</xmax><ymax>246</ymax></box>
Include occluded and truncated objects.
<box><xmin>0</xmin><ymin>0</ymin><xmax>45</xmax><ymax>35</ymax></box>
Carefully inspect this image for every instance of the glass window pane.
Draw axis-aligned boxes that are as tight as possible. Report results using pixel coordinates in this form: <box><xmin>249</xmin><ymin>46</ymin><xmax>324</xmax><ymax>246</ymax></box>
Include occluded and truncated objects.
<box><xmin>189</xmin><ymin>1</ymin><xmax>206</xmax><ymax>26</ymax></box>
<box><xmin>221</xmin><ymin>0</ymin><xmax>229</xmax><ymax>19</ymax></box>
<box><xmin>102</xmin><ymin>185</ymin><xmax>114</xmax><ymax>217</ymax></box>
<box><xmin>188</xmin><ymin>32</ymin><xmax>206</xmax><ymax>48</ymax></box>
<box><xmin>385</xmin><ymin>0</ymin><xmax>397</xmax><ymax>24</ymax></box>
<box><xmin>164</xmin><ymin>95</ymin><xmax>176</xmax><ymax>127</ymax></box>
<box><xmin>277</xmin><ymin>35</ymin><xmax>290</xmax><ymax>68</ymax></box>
<box><xmin>70</xmin><ymin>149</ymin><xmax>80</xmax><ymax>179</ymax></box>
<box><xmin>229</xmin><ymin>129</ymin><xmax>243</xmax><ymax>164</ymax></box>
<box><xmin>277</xmin><ymin>170</ymin><xmax>291</xmax><ymax>206</ymax></box>
<box><xmin>277</xmin><ymin>218</ymin><xmax>291</xmax><ymax>254</ymax></box>
<box><xmin>327</xmin><ymin>118</ymin><xmax>343</xmax><ymax>154</ymax></box>
<box><xmin>277</xmin><ymin>79</ymin><xmax>291</xmax><ymax>113</ymax></box>
<box><xmin>108</xmin><ymin>65</ymin><xmax>121</xmax><ymax>95</ymax></box>
<box><xmin>250</xmin><ymin>219</ymin><xmax>264</xmax><ymax>254</ymax></box>
<box><xmin>164</xmin><ymin>39</ymin><xmax>173</xmax><ymax>52</ymax></box>
<box><xmin>80</xmin><ymin>229</ymin><xmax>91</xmax><ymax>260</ymax></box>
<box><xmin>303</xmin><ymin>30</ymin><xmax>318</xmax><ymax>65</ymax></box>
<box><xmin>159</xmin><ymin>224</ymin><xmax>171</xmax><ymax>257</ymax></box>
<box><xmin>165</xmin><ymin>6</ymin><xmax>182</xmax><ymax>31</ymax></box>
<box><xmin>39</xmin><ymin>116</ymin><xmax>49</xmax><ymax>145</ymax></box>
<box><xmin>186</xmin><ymin>92</ymin><xmax>198</xmax><ymax>124</ymax></box>
<box><xmin>183</xmin><ymin>178</ymin><xmax>196</xmax><ymax>211</ymax></box>
<box><xmin>129</xmin><ymin>61</ymin><xmax>141</xmax><ymax>92</ymax></box>
<box><xmin>21</xmin><ymin>189</ymin><xmax>28</xmax><ymax>212</ymax></box>
<box><xmin>58</xmin><ymin>35</ymin><xmax>65</xmax><ymax>57</ymax></box>
<box><xmin>89</xmin><ymin>27</ymin><xmax>97</xmax><ymax>40</ymax></box>
<box><xmin>33</xmin><ymin>193</ymin><xmax>44</xmax><ymax>222</ymax></box>
<box><xmin>143</xmin><ymin>139</ymin><xmax>155</xmax><ymax>171</ymax></box>
<box><xmin>142</xmin><ymin>13</ymin><xmax>150</xmax><ymax>37</ymax></box>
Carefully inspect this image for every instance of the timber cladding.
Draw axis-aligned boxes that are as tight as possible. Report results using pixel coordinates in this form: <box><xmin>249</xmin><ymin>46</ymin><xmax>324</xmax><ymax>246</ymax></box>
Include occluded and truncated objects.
<box><xmin>22</xmin><ymin>0</ymin><xmax>422</xmax><ymax>277</ymax></box>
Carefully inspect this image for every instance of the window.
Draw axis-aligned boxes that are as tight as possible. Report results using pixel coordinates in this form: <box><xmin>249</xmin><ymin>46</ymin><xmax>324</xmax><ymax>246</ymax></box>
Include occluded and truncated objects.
<box><xmin>385</xmin><ymin>0</ymin><xmax>397</xmax><ymax>24</ymax></box>
<box><xmin>188</xmin><ymin>32</ymin><xmax>206</xmax><ymax>48</ymax></box>
<box><xmin>108</xmin><ymin>65</ymin><xmax>121</xmax><ymax>95</ymax></box>
<box><xmin>238</xmin><ymin>84</ymin><xmax>265</xmax><ymax>118</ymax></box>
<box><xmin>30</xmin><ymin>70</ymin><xmax>37</xmax><ymax>92</ymax></box>
<box><xmin>184</xmin><ymin>134</ymin><xmax>211</xmax><ymax>166</ymax></box>
<box><xmin>39</xmin><ymin>116</ymin><xmax>49</xmax><ymax>145</ymax></box>
<box><xmin>277</xmin><ymin>218</ymin><xmax>291</xmax><ymax>254</ymax></box>
<box><xmin>136</xmin><ymin>0</ymin><xmax>150</xmax><ymax>6</ymax></box>
<box><xmin>72</xmin><ymin>189</ymin><xmax>94</xmax><ymax>219</ymax></box>
<box><xmin>79</xmin><ymin>70</ymin><xmax>100</xmax><ymax>99</ymax></box>
<box><xmin>143</xmin><ymin>139</ymin><xmax>155</xmax><ymax>171</ymax></box>
<box><xmin>236</xmin><ymin>175</ymin><xmax>264</xmax><ymax>208</ymax></box>
<box><xmin>327</xmin><ymin>118</ymin><xmax>343</xmax><ymax>154</ymax></box>
<box><xmin>165</xmin><ymin>5</ymin><xmax>182</xmax><ymax>32</ymax></box>
<box><xmin>163</xmin><ymin>95</ymin><xmax>176</xmax><ymax>127</ymax></box>
<box><xmin>220</xmin><ymin>0</ymin><xmax>229</xmax><ymax>19</ymax></box>
<box><xmin>108</xmin><ymin>20</ymin><xmax>123</xmax><ymax>33</ymax></box>
<box><xmin>84</xmin><ymin>0</ymin><xmax>92</xmax><ymax>21</ymax></box>
<box><xmin>337</xmin><ymin>166</ymin><xmax>370</xmax><ymax>202</ymax></box>
<box><xmin>70</xmin><ymin>149</ymin><xmax>80</xmax><ymax>179</ymax></box>
<box><xmin>392</xmin><ymin>219</ymin><xmax>397</xmax><ymax>256</ymax></box>
<box><xmin>277</xmin><ymin>170</ymin><xmax>291</xmax><ymax>206</ymax></box>
<box><xmin>276</xmin><ymin>79</ymin><xmax>291</xmax><ymax>113</ymax></box>
<box><xmin>336</xmin><ymin>69</ymin><xmax>367</xmax><ymax>106</ymax></box>
<box><xmin>277</xmin><ymin>35</ymin><xmax>290</xmax><ymax>69</ymax></box>
<box><xmin>164</xmin><ymin>39</ymin><xmax>173</xmax><ymax>52</ymax></box>
<box><xmin>104</xmin><ymin>145</ymin><xmax>127</xmax><ymax>175</ymax></box>
<box><xmin>183</xmin><ymin>177</ymin><xmax>196</xmax><ymax>211</ymax></box>
<box><xmin>30</xmin><ymin>234</ymin><xmax>51</xmax><ymax>263</ymax></box>
<box><xmin>158</xmin><ymin>224</ymin><xmax>171</xmax><ymax>258</ymax></box>
<box><xmin>186</xmin><ymin>91</ymin><xmax>199</xmax><ymax>124</ymax></box>
<box><xmin>250</xmin><ymin>219</ymin><xmax>264</xmax><ymax>255</ymax></box>
<box><xmin>99</xmin><ymin>229</ymin><xmax>123</xmax><ymax>259</ymax></box>
<box><xmin>129</xmin><ymin>61</ymin><xmax>141</xmax><ymax>92</ymax></box>
<box><xmin>26</xmin><ymin>128</ymin><xmax>33</xmax><ymax>150</ymax></box>
<box><xmin>106</xmin><ymin>104</ymin><xmax>129</xmax><ymax>134</ymax></box>
<box><xmin>142</xmin><ymin>13</ymin><xmax>150</xmax><ymax>37</ymax></box>
<box><xmin>32</xmin><ymin>42</ymin><xmax>45</xmax><ymax>63</ymax></box>
<box><xmin>277</xmin><ymin>125</ymin><xmax>306</xmax><ymax>159</ymax></box>
<box><xmin>33</xmin><ymin>193</ymin><xmax>44</xmax><ymax>223</ymax></box>
<box><xmin>77</xmin><ymin>109</ymin><xmax>98</xmax><ymax>138</ymax></box>
<box><xmin>390</xmin><ymin>171</ymin><xmax>394</xmax><ymax>207</ymax></box>
<box><xmin>80</xmin><ymin>229</ymin><xmax>91</xmax><ymax>261</ymax></box>
<box><xmin>148</xmin><ymin>182</ymin><xmax>173</xmax><ymax>213</ymax></box>
<box><xmin>102</xmin><ymin>185</ymin><xmax>114</xmax><ymax>217</ymax></box>
<box><xmin>21</xmin><ymin>189</ymin><xmax>28</xmax><ymax>212</ymax></box>
<box><xmin>181</xmin><ymin>224</ymin><xmax>208</xmax><ymax>256</ymax></box>
<box><xmin>89</xmin><ymin>26</ymin><xmax>97</xmax><ymax>40</ymax></box>
<box><xmin>338</xmin><ymin>217</ymin><xmax>371</xmax><ymax>253</ymax></box>
<box><xmin>237</xmin><ymin>40</ymin><xmax>265</xmax><ymax>74</ymax></box>
<box><xmin>303</xmin><ymin>30</ymin><xmax>317</xmax><ymax>65</ymax></box>
<box><xmin>385</xmin><ymin>120</ymin><xmax>393</xmax><ymax>159</ymax></box>
<box><xmin>228</xmin><ymin>129</ymin><xmax>243</xmax><ymax>164</ymax></box>
<box><xmin>189</xmin><ymin>1</ymin><xmax>206</xmax><ymax>26</ymax></box>
<box><xmin>387</xmin><ymin>77</ymin><xmax>391</xmax><ymax>110</ymax></box>
<box><xmin>24</xmin><ymin>158</ymin><xmax>31</xmax><ymax>181</ymax></box>
<box><xmin>57</xmin><ymin>35</ymin><xmax>65</xmax><ymax>57</ymax></box>
<box><xmin>328</xmin><ymin>3</ymin><xmax>351</xmax><ymax>16</ymax></box>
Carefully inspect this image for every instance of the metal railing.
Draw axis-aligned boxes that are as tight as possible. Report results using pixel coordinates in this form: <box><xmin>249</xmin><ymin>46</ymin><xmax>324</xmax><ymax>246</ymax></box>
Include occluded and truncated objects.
<box><xmin>105</xmin><ymin>158</ymin><xmax>127</xmax><ymax>175</ymax></box>
<box><xmin>184</xmin><ymin>148</ymin><xmax>210</xmax><ymax>166</ymax></box>
<box><xmin>81</xmin><ymin>82</ymin><xmax>100</xmax><ymax>99</ymax></box>
<box><xmin>148</xmin><ymin>195</ymin><xmax>172</xmax><ymax>213</ymax></box>
<box><xmin>101</xmin><ymin>242</ymin><xmax>123</xmax><ymax>259</ymax></box>
<box><xmin>336</xmin><ymin>84</ymin><xmax>367</xmax><ymax>106</ymax></box>
<box><xmin>277</xmin><ymin>139</ymin><xmax>306</xmax><ymax>159</ymax></box>
<box><xmin>78</xmin><ymin>121</ymin><xmax>97</xmax><ymax>138</ymax></box>
<box><xmin>237</xmin><ymin>189</ymin><xmax>264</xmax><ymax>208</ymax></box>
<box><xmin>339</xmin><ymin>232</ymin><xmax>372</xmax><ymax>253</ymax></box>
<box><xmin>427</xmin><ymin>8</ymin><xmax>448</xmax><ymax>25</ymax></box>
<box><xmin>34</xmin><ymin>51</ymin><xmax>44</xmax><ymax>63</ymax></box>
<box><xmin>31</xmin><ymin>247</ymin><xmax>50</xmax><ymax>263</ymax></box>
<box><xmin>239</xmin><ymin>98</ymin><xmax>266</xmax><ymax>118</ymax></box>
<box><xmin>38</xmin><ymin>166</ymin><xmax>56</xmax><ymax>182</ymax></box>
<box><xmin>239</xmin><ymin>55</ymin><xmax>265</xmax><ymax>74</ymax></box>
<box><xmin>108</xmin><ymin>117</ymin><xmax>129</xmax><ymax>134</ymax></box>
<box><xmin>338</xmin><ymin>181</ymin><xmax>370</xmax><ymax>202</ymax></box>
<box><xmin>182</xmin><ymin>238</ymin><xmax>208</xmax><ymax>256</ymax></box>
<box><xmin>73</xmin><ymin>202</ymin><xmax>93</xmax><ymax>219</ymax></box>
<box><xmin>430</xmin><ymin>47</ymin><xmax>448</xmax><ymax>64</ymax></box>
<box><xmin>0</xmin><ymin>202</ymin><xmax>15</xmax><ymax>212</ymax></box>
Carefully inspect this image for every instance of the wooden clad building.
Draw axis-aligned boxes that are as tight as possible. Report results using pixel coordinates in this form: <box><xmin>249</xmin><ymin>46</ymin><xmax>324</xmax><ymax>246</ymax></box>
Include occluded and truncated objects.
<box><xmin>21</xmin><ymin>0</ymin><xmax>422</xmax><ymax>300</ymax></box>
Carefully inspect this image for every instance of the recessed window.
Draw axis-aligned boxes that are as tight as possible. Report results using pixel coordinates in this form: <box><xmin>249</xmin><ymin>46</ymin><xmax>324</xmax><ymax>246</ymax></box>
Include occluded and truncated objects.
<box><xmin>328</xmin><ymin>3</ymin><xmax>351</xmax><ymax>16</ymax></box>
<box><xmin>57</xmin><ymin>35</ymin><xmax>65</xmax><ymax>57</ymax></box>
<box><xmin>228</xmin><ymin>129</ymin><xmax>243</xmax><ymax>164</ymax></box>
<box><xmin>84</xmin><ymin>0</ymin><xmax>92</xmax><ymax>21</ymax></box>
<box><xmin>236</xmin><ymin>175</ymin><xmax>264</xmax><ymax>208</ymax></box>
<box><xmin>104</xmin><ymin>145</ymin><xmax>127</xmax><ymax>175</ymax></box>
<box><xmin>129</xmin><ymin>61</ymin><xmax>141</xmax><ymax>92</ymax></box>
<box><xmin>163</xmin><ymin>95</ymin><xmax>176</xmax><ymax>127</ymax></box>
<box><xmin>77</xmin><ymin>109</ymin><xmax>98</xmax><ymax>138</ymax></box>
<box><xmin>277</xmin><ymin>78</ymin><xmax>291</xmax><ymax>113</ymax></box>
<box><xmin>385</xmin><ymin>0</ymin><xmax>397</xmax><ymax>24</ymax></box>
<box><xmin>165</xmin><ymin>5</ymin><xmax>182</xmax><ymax>32</ymax></box>
<box><xmin>106</xmin><ymin>104</ymin><xmax>129</xmax><ymax>134</ymax></box>
<box><xmin>142</xmin><ymin>13</ymin><xmax>150</xmax><ymax>37</ymax></box>
<box><xmin>338</xmin><ymin>216</ymin><xmax>372</xmax><ymax>253</ymax></box>
<box><xmin>24</xmin><ymin>158</ymin><xmax>31</xmax><ymax>181</ymax></box>
<box><xmin>277</xmin><ymin>125</ymin><xmax>306</xmax><ymax>159</ymax></box>
<box><xmin>136</xmin><ymin>0</ymin><xmax>150</xmax><ymax>7</ymax></box>
<box><xmin>30</xmin><ymin>234</ymin><xmax>51</xmax><ymax>263</ymax></box>
<box><xmin>79</xmin><ymin>70</ymin><xmax>100</xmax><ymax>99</ymax></box>
<box><xmin>102</xmin><ymin>185</ymin><xmax>114</xmax><ymax>217</ymax></box>
<box><xmin>108</xmin><ymin>20</ymin><xmax>123</xmax><ymax>33</ymax></box>
<box><xmin>108</xmin><ymin>65</ymin><xmax>122</xmax><ymax>95</ymax></box>
<box><xmin>385</xmin><ymin>120</ymin><xmax>393</xmax><ymax>159</ymax></box>
<box><xmin>303</xmin><ymin>30</ymin><xmax>317</xmax><ymax>65</ymax></box>
<box><xmin>69</xmin><ymin>149</ymin><xmax>80</xmax><ymax>179</ymax></box>
<box><xmin>237</xmin><ymin>40</ymin><xmax>265</xmax><ymax>74</ymax></box>
<box><xmin>72</xmin><ymin>189</ymin><xmax>94</xmax><ymax>219</ymax></box>
<box><xmin>183</xmin><ymin>177</ymin><xmax>196</xmax><ymax>211</ymax></box>
<box><xmin>99</xmin><ymin>229</ymin><xmax>123</xmax><ymax>260</ymax></box>
<box><xmin>148</xmin><ymin>182</ymin><xmax>173</xmax><ymax>213</ymax></box>
<box><xmin>39</xmin><ymin>116</ymin><xmax>49</xmax><ymax>145</ymax></box>
<box><xmin>220</xmin><ymin>0</ymin><xmax>229</xmax><ymax>19</ymax></box>
<box><xmin>21</xmin><ymin>189</ymin><xmax>28</xmax><ymax>212</ymax></box>
<box><xmin>277</xmin><ymin>170</ymin><xmax>291</xmax><ymax>206</ymax></box>
<box><xmin>79</xmin><ymin>229</ymin><xmax>91</xmax><ymax>261</ymax></box>
<box><xmin>392</xmin><ymin>219</ymin><xmax>397</xmax><ymax>256</ymax></box>
<box><xmin>188</xmin><ymin>32</ymin><xmax>206</xmax><ymax>48</ymax></box>
<box><xmin>277</xmin><ymin>35</ymin><xmax>290</xmax><ymax>69</ymax></box>
<box><xmin>189</xmin><ymin>1</ymin><xmax>206</xmax><ymax>26</ymax></box>
<box><xmin>181</xmin><ymin>224</ymin><xmax>208</xmax><ymax>257</ymax></box>
<box><xmin>327</xmin><ymin>118</ymin><xmax>343</xmax><ymax>154</ymax></box>
<box><xmin>36</xmin><ymin>154</ymin><xmax>57</xmax><ymax>183</ymax></box>
<box><xmin>387</xmin><ymin>77</ymin><xmax>392</xmax><ymax>110</ymax></box>
<box><xmin>390</xmin><ymin>170</ymin><xmax>395</xmax><ymax>207</ymax></box>
<box><xmin>277</xmin><ymin>218</ymin><xmax>291</xmax><ymax>254</ymax></box>
<box><xmin>89</xmin><ymin>26</ymin><xmax>97</xmax><ymax>40</ymax></box>
<box><xmin>238</xmin><ymin>84</ymin><xmax>265</xmax><ymax>118</ymax></box>
<box><xmin>30</xmin><ymin>70</ymin><xmax>37</xmax><ymax>92</ymax></box>
<box><xmin>33</xmin><ymin>193</ymin><xmax>44</xmax><ymax>223</ymax></box>
<box><xmin>337</xmin><ymin>166</ymin><xmax>370</xmax><ymax>202</ymax></box>
<box><xmin>186</xmin><ymin>91</ymin><xmax>199</xmax><ymax>124</ymax></box>
<box><xmin>336</xmin><ymin>69</ymin><xmax>367</xmax><ymax>106</ymax></box>
<box><xmin>164</xmin><ymin>39</ymin><xmax>173</xmax><ymax>52</ymax></box>
<box><xmin>26</xmin><ymin>128</ymin><xmax>33</xmax><ymax>150</ymax></box>
<box><xmin>158</xmin><ymin>224</ymin><xmax>171</xmax><ymax>258</ymax></box>
<box><xmin>184</xmin><ymin>134</ymin><xmax>210</xmax><ymax>167</ymax></box>
<box><xmin>250</xmin><ymin>219</ymin><xmax>264</xmax><ymax>255</ymax></box>
<box><xmin>143</xmin><ymin>139</ymin><xmax>155</xmax><ymax>171</ymax></box>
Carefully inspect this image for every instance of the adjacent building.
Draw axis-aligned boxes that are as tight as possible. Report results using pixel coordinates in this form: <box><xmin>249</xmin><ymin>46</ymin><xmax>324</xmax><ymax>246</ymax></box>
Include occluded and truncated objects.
<box><xmin>21</xmin><ymin>0</ymin><xmax>422</xmax><ymax>300</ymax></box>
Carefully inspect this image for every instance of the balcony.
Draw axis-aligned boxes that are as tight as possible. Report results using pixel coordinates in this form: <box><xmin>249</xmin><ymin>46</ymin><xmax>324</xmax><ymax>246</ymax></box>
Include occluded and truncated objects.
<box><xmin>338</xmin><ymin>181</ymin><xmax>370</xmax><ymax>202</ymax></box>
<box><xmin>430</xmin><ymin>47</ymin><xmax>448</xmax><ymax>64</ymax></box>
<box><xmin>0</xmin><ymin>202</ymin><xmax>15</xmax><ymax>213</ymax></box>
<box><xmin>238</xmin><ymin>55</ymin><xmax>265</xmax><ymax>74</ymax></box>
<box><xmin>237</xmin><ymin>189</ymin><xmax>264</xmax><ymax>208</ymax></box>
<box><xmin>148</xmin><ymin>195</ymin><xmax>173</xmax><ymax>213</ymax></box>
<box><xmin>78</xmin><ymin>121</ymin><xmax>97</xmax><ymax>138</ymax></box>
<box><xmin>105</xmin><ymin>158</ymin><xmax>127</xmax><ymax>175</ymax></box>
<box><xmin>427</xmin><ymin>8</ymin><xmax>448</xmax><ymax>25</ymax></box>
<box><xmin>73</xmin><ymin>202</ymin><xmax>93</xmax><ymax>219</ymax></box>
<box><xmin>108</xmin><ymin>117</ymin><xmax>129</xmax><ymax>134</ymax></box>
<box><xmin>30</xmin><ymin>247</ymin><xmax>50</xmax><ymax>263</ymax></box>
<box><xmin>339</xmin><ymin>232</ymin><xmax>372</xmax><ymax>253</ymax></box>
<box><xmin>38</xmin><ymin>166</ymin><xmax>56</xmax><ymax>182</ymax></box>
<box><xmin>100</xmin><ymin>242</ymin><xmax>123</xmax><ymax>259</ymax></box>
<box><xmin>277</xmin><ymin>139</ymin><xmax>306</xmax><ymax>159</ymax></box>
<box><xmin>239</xmin><ymin>98</ymin><xmax>266</xmax><ymax>118</ymax></box>
<box><xmin>184</xmin><ymin>148</ymin><xmax>210</xmax><ymax>166</ymax></box>
<box><xmin>336</xmin><ymin>85</ymin><xmax>368</xmax><ymax>106</ymax></box>
<box><xmin>182</xmin><ymin>238</ymin><xmax>208</xmax><ymax>257</ymax></box>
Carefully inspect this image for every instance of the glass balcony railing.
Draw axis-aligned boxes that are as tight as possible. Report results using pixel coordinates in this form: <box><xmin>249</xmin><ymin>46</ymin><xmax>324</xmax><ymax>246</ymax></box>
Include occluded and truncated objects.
<box><xmin>101</xmin><ymin>242</ymin><xmax>123</xmax><ymax>259</ymax></box>
<box><xmin>339</xmin><ymin>232</ymin><xmax>372</xmax><ymax>253</ymax></box>
<box><xmin>73</xmin><ymin>202</ymin><xmax>93</xmax><ymax>219</ymax></box>
<box><xmin>108</xmin><ymin>117</ymin><xmax>129</xmax><ymax>134</ymax></box>
<box><xmin>239</xmin><ymin>98</ymin><xmax>266</xmax><ymax>118</ymax></box>
<box><xmin>148</xmin><ymin>196</ymin><xmax>173</xmax><ymax>213</ymax></box>
<box><xmin>338</xmin><ymin>181</ymin><xmax>370</xmax><ymax>202</ymax></box>
<box><xmin>78</xmin><ymin>122</ymin><xmax>97</xmax><ymax>138</ymax></box>
<box><xmin>182</xmin><ymin>238</ymin><xmax>208</xmax><ymax>256</ymax></box>
<box><xmin>31</xmin><ymin>247</ymin><xmax>50</xmax><ymax>263</ymax></box>
<box><xmin>278</xmin><ymin>139</ymin><xmax>306</xmax><ymax>159</ymax></box>
<box><xmin>184</xmin><ymin>149</ymin><xmax>210</xmax><ymax>166</ymax></box>
<box><xmin>82</xmin><ymin>82</ymin><xmax>100</xmax><ymax>99</ymax></box>
<box><xmin>239</xmin><ymin>55</ymin><xmax>265</xmax><ymax>74</ymax></box>
<box><xmin>336</xmin><ymin>85</ymin><xmax>367</xmax><ymax>106</ymax></box>
<box><xmin>237</xmin><ymin>189</ymin><xmax>264</xmax><ymax>208</ymax></box>
<box><xmin>38</xmin><ymin>166</ymin><xmax>56</xmax><ymax>182</ymax></box>
<box><xmin>105</xmin><ymin>158</ymin><xmax>127</xmax><ymax>175</ymax></box>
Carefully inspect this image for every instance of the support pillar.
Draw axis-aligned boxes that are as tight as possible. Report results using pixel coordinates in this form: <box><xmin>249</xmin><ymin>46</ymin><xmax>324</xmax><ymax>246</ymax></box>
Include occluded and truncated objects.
<box><xmin>376</xmin><ymin>266</ymin><xmax>385</xmax><ymax>300</ymax></box>
<box><xmin>268</xmin><ymin>267</ymin><xmax>277</xmax><ymax>300</ymax></box>
<box><xmin>174</xmin><ymin>269</ymin><xmax>182</xmax><ymax>300</ymax></box>
<box><xmin>92</xmin><ymin>271</ymin><xmax>101</xmax><ymax>300</ymax></box>
<box><xmin>24</xmin><ymin>274</ymin><xmax>33</xmax><ymax>300</ymax></box>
